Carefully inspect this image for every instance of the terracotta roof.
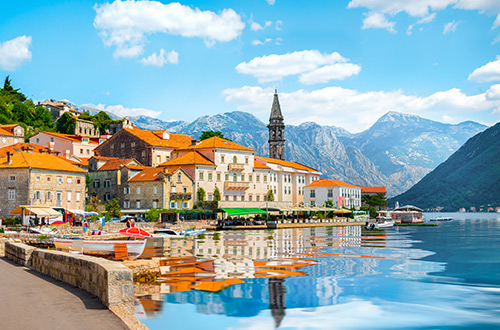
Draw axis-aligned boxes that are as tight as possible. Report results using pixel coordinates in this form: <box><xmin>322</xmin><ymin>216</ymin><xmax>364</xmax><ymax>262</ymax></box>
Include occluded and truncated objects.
<box><xmin>304</xmin><ymin>178</ymin><xmax>359</xmax><ymax>188</ymax></box>
<box><xmin>59</xmin><ymin>156</ymin><xmax>89</xmax><ymax>167</ymax></box>
<box><xmin>178</xmin><ymin>136</ymin><xmax>254</xmax><ymax>152</ymax></box>
<box><xmin>0</xmin><ymin>152</ymin><xmax>86</xmax><ymax>173</ymax></box>
<box><xmin>0</xmin><ymin>124</ymin><xmax>22</xmax><ymax>135</ymax></box>
<box><xmin>0</xmin><ymin>143</ymin><xmax>59</xmax><ymax>157</ymax></box>
<box><xmin>124</xmin><ymin>165</ymin><xmax>148</xmax><ymax>171</ymax></box>
<box><xmin>92</xmin><ymin>155</ymin><xmax>119</xmax><ymax>161</ymax></box>
<box><xmin>128</xmin><ymin>167</ymin><xmax>173</xmax><ymax>182</ymax></box>
<box><xmin>361</xmin><ymin>186</ymin><xmax>387</xmax><ymax>194</ymax></box>
<box><xmin>256</xmin><ymin>156</ymin><xmax>319</xmax><ymax>172</ymax></box>
<box><xmin>36</xmin><ymin>131</ymin><xmax>100</xmax><ymax>144</ymax></box>
<box><xmin>123</xmin><ymin>127</ymin><xmax>193</xmax><ymax>148</ymax></box>
<box><xmin>160</xmin><ymin>151</ymin><xmax>215</xmax><ymax>166</ymax></box>
<box><xmin>253</xmin><ymin>160</ymin><xmax>271</xmax><ymax>170</ymax></box>
<box><xmin>98</xmin><ymin>158</ymin><xmax>136</xmax><ymax>171</ymax></box>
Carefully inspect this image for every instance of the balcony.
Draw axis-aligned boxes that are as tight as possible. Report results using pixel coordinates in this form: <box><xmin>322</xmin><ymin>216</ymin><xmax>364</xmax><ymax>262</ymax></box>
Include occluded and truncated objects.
<box><xmin>224</xmin><ymin>181</ymin><xmax>250</xmax><ymax>190</ymax></box>
<box><xmin>170</xmin><ymin>193</ymin><xmax>192</xmax><ymax>200</ymax></box>
<box><xmin>228</xmin><ymin>163</ymin><xmax>245</xmax><ymax>172</ymax></box>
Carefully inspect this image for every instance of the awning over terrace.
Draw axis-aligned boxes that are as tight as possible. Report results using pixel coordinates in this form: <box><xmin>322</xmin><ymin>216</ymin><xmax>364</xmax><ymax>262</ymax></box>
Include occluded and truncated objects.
<box><xmin>10</xmin><ymin>206</ymin><xmax>61</xmax><ymax>217</ymax></box>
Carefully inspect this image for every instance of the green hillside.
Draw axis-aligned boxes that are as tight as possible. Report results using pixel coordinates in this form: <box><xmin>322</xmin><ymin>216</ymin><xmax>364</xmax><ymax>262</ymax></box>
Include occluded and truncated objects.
<box><xmin>391</xmin><ymin>122</ymin><xmax>500</xmax><ymax>211</ymax></box>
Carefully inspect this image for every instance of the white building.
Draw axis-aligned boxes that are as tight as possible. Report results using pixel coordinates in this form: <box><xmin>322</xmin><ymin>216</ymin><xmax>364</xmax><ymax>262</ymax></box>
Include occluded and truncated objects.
<box><xmin>303</xmin><ymin>178</ymin><xmax>361</xmax><ymax>209</ymax></box>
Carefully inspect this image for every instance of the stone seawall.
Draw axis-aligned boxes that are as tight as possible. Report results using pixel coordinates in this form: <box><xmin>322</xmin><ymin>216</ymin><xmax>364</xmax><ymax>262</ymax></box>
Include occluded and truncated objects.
<box><xmin>5</xmin><ymin>242</ymin><xmax>134</xmax><ymax>309</ymax></box>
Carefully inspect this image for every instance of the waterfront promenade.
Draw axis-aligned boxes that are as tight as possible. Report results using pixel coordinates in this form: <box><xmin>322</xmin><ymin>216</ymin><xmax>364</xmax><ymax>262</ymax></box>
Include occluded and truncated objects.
<box><xmin>0</xmin><ymin>257</ymin><xmax>129</xmax><ymax>330</ymax></box>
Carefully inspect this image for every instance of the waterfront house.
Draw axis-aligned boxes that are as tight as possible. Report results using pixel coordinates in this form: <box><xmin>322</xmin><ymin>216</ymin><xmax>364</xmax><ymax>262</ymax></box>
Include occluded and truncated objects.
<box><xmin>303</xmin><ymin>178</ymin><xmax>361</xmax><ymax>209</ymax></box>
<box><xmin>0</xmin><ymin>124</ymin><xmax>25</xmax><ymax>147</ymax></box>
<box><xmin>0</xmin><ymin>151</ymin><xmax>86</xmax><ymax>221</ymax></box>
<box><xmin>93</xmin><ymin>127</ymin><xmax>194</xmax><ymax>167</ymax></box>
<box><xmin>391</xmin><ymin>205</ymin><xmax>423</xmax><ymax>223</ymax></box>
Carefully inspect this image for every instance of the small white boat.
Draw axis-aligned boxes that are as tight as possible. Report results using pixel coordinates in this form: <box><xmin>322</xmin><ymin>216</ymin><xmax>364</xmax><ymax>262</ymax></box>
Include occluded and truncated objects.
<box><xmin>154</xmin><ymin>229</ymin><xmax>181</xmax><ymax>236</ymax></box>
<box><xmin>155</xmin><ymin>228</ymin><xmax>206</xmax><ymax>237</ymax></box>
<box><xmin>430</xmin><ymin>217</ymin><xmax>453</xmax><ymax>221</ymax></box>
<box><xmin>365</xmin><ymin>218</ymin><xmax>394</xmax><ymax>230</ymax></box>
<box><xmin>53</xmin><ymin>238</ymin><xmax>146</xmax><ymax>259</ymax></box>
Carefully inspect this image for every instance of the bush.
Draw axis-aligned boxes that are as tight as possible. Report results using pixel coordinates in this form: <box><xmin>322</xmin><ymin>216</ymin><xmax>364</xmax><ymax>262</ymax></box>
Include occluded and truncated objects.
<box><xmin>0</xmin><ymin>227</ymin><xmax>4</xmax><ymax>234</ymax></box>
<box><xmin>3</xmin><ymin>217</ymin><xmax>21</xmax><ymax>226</ymax></box>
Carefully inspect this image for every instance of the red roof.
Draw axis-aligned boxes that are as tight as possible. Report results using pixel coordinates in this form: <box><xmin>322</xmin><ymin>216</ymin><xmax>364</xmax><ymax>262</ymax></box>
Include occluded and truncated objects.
<box><xmin>98</xmin><ymin>158</ymin><xmax>137</xmax><ymax>171</ymax></box>
<box><xmin>360</xmin><ymin>186</ymin><xmax>387</xmax><ymax>194</ymax></box>
<box><xmin>304</xmin><ymin>178</ymin><xmax>359</xmax><ymax>188</ymax></box>
<box><xmin>0</xmin><ymin>143</ymin><xmax>59</xmax><ymax>157</ymax></box>
<box><xmin>160</xmin><ymin>151</ymin><xmax>215</xmax><ymax>167</ymax></box>
<box><xmin>256</xmin><ymin>156</ymin><xmax>319</xmax><ymax>172</ymax></box>
<box><xmin>36</xmin><ymin>131</ymin><xmax>100</xmax><ymax>144</ymax></box>
<box><xmin>129</xmin><ymin>167</ymin><xmax>173</xmax><ymax>182</ymax></box>
<box><xmin>178</xmin><ymin>136</ymin><xmax>254</xmax><ymax>152</ymax></box>
<box><xmin>123</xmin><ymin>127</ymin><xmax>193</xmax><ymax>148</ymax></box>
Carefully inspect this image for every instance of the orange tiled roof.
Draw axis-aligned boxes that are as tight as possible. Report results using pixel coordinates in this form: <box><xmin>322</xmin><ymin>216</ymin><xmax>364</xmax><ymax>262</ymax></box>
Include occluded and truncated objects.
<box><xmin>124</xmin><ymin>165</ymin><xmax>148</xmax><ymax>171</ymax></box>
<box><xmin>59</xmin><ymin>156</ymin><xmax>89</xmax><ymax>167</ymax></box>
<box><xmin>361</xmin><ymin>186</ymin><xmax>387</xmax><ymax>194</ymax></box>
<box><xmin>0</xmin><ymin>143</ymin><xmax>59</xmax><ymax>157</ymax></box>
<box><xmin>37</xmin><ymin>131</ymin><xmax>100</xmax><ymax>144</ymax></box>
<box><xmin>304</xmin><ymin>178</ymin><xmax>359</xmax><ymax>188</ymax></box>
<box><xmin>160</xmin><ymin>151</ymin><xmax>215</xmax><ymax>166</ymax></box>
<box><xmin>0</xmin><ymin>127</ymin><xmax>13</xmax><ymax>136</ymax></box>
<box><xmin>123</xmin><ymin>127</ymin><xmax>193</xmax><ymax>148</ymax></box>
<box><xmin>179</xmin><ymin>136</ymin><xmax>254</xmax><ymax>152</ymax></box>
<box><xmin>0</xmin><ymin>152</ymin><xmax>86</xmax><ymax>173</ymax></box>
<box><xmin>253</xmin><ymin>160</ymin><xmax>271</xmax><ymax>170</ymax></box>
<box><xmin>128</xmin><ymin>167</ymin><xmax>173</xmax><ymax>182</ymax></box>
<box><xmin>256</xmin><ymin>156</ymin><xmax>319</xmax><ymax>172</ymax></box>
<box><xmin>92</xmin><ymin>155</ymin><xmax>119</xmax><ymax>161</ymax></box>
<box><xmin>98</xmin><ymin>158</ymin><xmax>136</xmax><ymax>171</ymax></box>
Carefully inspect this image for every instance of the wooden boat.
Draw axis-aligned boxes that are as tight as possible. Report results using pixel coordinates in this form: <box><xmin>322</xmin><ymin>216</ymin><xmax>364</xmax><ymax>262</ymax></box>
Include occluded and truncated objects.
<box><xmin>53</xmin><ymin>238</ymin><xmax>146</xmax><ymax>259</ymax></box>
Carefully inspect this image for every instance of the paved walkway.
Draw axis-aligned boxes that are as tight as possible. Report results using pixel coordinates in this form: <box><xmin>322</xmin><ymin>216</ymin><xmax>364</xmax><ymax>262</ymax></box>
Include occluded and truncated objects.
<box><xmin>0</xmin><ymin>257</ymin><xmax>129</xmax><ymax>330</ymax></box>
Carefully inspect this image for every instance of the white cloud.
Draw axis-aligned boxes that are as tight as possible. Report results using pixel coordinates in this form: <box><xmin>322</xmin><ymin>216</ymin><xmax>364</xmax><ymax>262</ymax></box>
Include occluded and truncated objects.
<box><xmin>265</xmin><ymin>0</ymin><xmax>275</xmax><ymax>5</ymax></box>
<box><xmin>140</xmin><ymin>49</ymin><xmax>179</xmax><ymax>67</ymax></box>
<box><xmin>443</xmin><ymin>20</ymin><xmax>460</xmax><ymax>34</ymax></box>
<box><xmin>84</xmin><ymin>103</ymin><xmax>161</xmax><ymax>118</ymax></box>
<box><xmin>362</xmin><ymin>12</ymin><xmax>396</xmax><ymax>33</ymax></box>
<box><xmin>235</xmin><ymin>50</ymin><xmax>361</xmax><ymax>84</ymax></box>
<box><xmin>94</xmin><ymin>0</ymin><xmax>245</xmax><ymax>58</ymax></box>
<box><xmin>250</xmin><ymin>20</ymin><xmax>272</xmax><ymax>31</ymax></box>
<box><xmin>276</xmin><ymin>20</ymin><xmax>283</xmax><ymax>30</ymax></box>
<box><xmin>348</xmin><ymin>0</ymin><xmax>500</xmax><ymax>31</ymax></box>
<box><xmin>251</xmin><ymin>38</ymin><xmax>272</xmax><ymax>46</ymax></box>
<box><xmin>469</xmin><ymin>56</ymin><xmax>500</xmax><ymax>82</ymax></box>
<box><xmin>407</xmin><ymin>25</ymin><xmax>414</xmax><ymax>35</ymax></box>
<box><xmin>275</xmin><ymin>37</ymin><xmax>283</xmax><ymax>45</ymax></box>
<box><xmin>222</xmin><ymin>85</ymin><xmax>499</xmax><ymax>132</ymax></box>
<box><xmin>0</xmin><ymin>35</ymin><xmax>32</xmax><ymax>71</ymax></box>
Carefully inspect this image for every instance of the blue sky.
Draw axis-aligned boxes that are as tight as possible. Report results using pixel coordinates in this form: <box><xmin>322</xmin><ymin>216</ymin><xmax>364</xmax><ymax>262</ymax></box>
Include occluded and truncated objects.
<box><xmin>1</xmin><ymin>0</ymin><xmax>500</xmax><ymax>132</ymax></box>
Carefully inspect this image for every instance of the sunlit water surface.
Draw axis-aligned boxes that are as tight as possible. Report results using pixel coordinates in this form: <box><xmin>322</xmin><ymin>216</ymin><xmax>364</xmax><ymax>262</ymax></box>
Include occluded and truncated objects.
<box><xmin>136</xmin><ymin>213</ymin><xmax>500</xmax><ymax>330</ymax></box>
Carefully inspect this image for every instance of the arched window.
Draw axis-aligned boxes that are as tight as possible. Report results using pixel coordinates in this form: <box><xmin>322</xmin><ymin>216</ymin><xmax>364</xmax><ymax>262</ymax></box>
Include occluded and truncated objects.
<box><xmin>278</xmin><ymin>130</ymin><xmax>282</xmax><ymax>138</ymax></box>
<box><xmin>272</xmin><ymin>130</ymin><xmax>276</xmax><ymax>139</ymax></box>
<box><xmin>233</xmin><ymin>173</ymin><xmax>237</xmax><ymax>182</ymax></box>
<box><xmin>233</xmin><ymin>156</ymin><xmax>237</xmax><ymax>164</ymax></box>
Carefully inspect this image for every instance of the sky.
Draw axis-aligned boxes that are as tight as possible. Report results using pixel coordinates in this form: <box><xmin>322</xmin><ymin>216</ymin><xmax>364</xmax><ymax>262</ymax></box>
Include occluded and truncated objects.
<box><xmin>2</xmin><ymin>0</ymin><xmax>500</xmax><ymax>133</ymax></box>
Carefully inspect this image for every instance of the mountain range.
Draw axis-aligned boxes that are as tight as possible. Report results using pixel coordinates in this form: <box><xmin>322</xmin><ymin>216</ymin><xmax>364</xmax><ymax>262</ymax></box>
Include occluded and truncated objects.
<box><xmin>390</xmin><ymin>121</ymin><xmax>500</xmax><ymax>211</ymax></box>
<box><xmin>125</xmin><ymin>111</ymin><xmax>486</xmax><ymax>197</ymax></box>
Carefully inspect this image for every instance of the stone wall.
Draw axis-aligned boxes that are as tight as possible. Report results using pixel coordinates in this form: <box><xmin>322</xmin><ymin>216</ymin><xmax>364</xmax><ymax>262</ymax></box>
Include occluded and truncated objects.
<box><xmin>4</xmin><ymin>242</ymin><xmax>134</xmax><ymax>309</ymax></box>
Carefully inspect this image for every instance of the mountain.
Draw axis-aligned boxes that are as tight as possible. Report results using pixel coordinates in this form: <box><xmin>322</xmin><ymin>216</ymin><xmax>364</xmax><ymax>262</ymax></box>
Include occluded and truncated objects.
<box><xmin>123</xmin><ymin>111</ymin><xmax>486</xmax><ymax>197</ymax></box>
<box><xmin>390</xmin><ymin>122</ymin><xmax>500</xmax><ymax>211</ymax></box>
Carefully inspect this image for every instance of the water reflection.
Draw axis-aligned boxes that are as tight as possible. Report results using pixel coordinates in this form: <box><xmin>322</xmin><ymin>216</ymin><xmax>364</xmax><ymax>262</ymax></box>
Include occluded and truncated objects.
<box><xmin>135</xmin><ymin>218</ymin><xmax>500</xmax><ymax>329</ymax></box>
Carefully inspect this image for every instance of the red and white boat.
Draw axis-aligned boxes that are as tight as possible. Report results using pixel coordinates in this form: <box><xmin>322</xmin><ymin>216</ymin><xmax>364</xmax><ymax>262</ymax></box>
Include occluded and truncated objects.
<box><xmin>53</xmin><ymin>238</ymin><xmax>147</xmax><ymax>260</ymax></box>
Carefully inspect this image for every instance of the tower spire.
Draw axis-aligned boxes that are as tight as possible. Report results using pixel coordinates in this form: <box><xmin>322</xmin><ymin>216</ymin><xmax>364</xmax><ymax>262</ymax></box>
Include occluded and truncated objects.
<box><xmin>268</xmin><ymin>90</ymin><xmax>285</xmax><ymax>160</ymax></box>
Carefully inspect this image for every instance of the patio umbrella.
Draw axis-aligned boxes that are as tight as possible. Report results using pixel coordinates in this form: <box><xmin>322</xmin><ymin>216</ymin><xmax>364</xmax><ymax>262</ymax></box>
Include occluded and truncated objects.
<box><xmin>119</xmin><ymin>227</ymin><xmax>153</xmax><ymax>238</ymax></box>
<box><xmin>333</xmin><ymin>208</ymin><xmax>352</xmax><ymax>214</ymax></box>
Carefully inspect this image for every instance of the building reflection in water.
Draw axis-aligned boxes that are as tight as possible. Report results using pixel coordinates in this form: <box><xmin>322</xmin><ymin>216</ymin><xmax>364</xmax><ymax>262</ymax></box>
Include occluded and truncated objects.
<box><xmin>133</xmin><ymin>225</ymin><xmax>432</xmax><ymax>325</ymax></box>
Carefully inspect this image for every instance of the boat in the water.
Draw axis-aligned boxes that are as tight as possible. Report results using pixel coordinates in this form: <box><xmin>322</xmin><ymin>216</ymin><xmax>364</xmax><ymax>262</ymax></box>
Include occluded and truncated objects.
<box><xmin>154</xmin><ymin>227</ymin><xmax>206</xmax><ymax>237</ymax></box>
<box><xmin>429</xmin><ymin>216</ymin><xmax>453</xmax><ymax>221</ymax></box>
<box><xmin>53</xmin><ymin>238</ymin><xmax>146</xmax><ymax>259</ymax></box>
<box><xmin>365</xmin><ymin>217</ymin><xmax>394</xmax><ymax>230</ymax></box>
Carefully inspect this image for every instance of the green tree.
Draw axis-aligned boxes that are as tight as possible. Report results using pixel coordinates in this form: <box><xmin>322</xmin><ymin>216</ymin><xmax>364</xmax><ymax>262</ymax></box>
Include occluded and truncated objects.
<box><xmin>56</xmin><ymin>111</ymin><xmax>76</xmax><ymax>134</ymax></box>
<box><xmin>33</xmin><ymin>106</ymin><xmax>55</xmax><ymax>131</ymax></box>
<box><xmin>197</xmin><ymin>187</ymin><xmax>206</xmax><ymax>202</ymax></box>
<box><xmin>145</xmin><ymin>208</ymin><xmax>165</xmax><ymax>222</ymax></box>
<box><xmin>213</xmin><ymin>187</ymin><xmax>221</xmax><ymax>202</ymax></box>
<box><xmin>92</xmin><ymin>111</ymin><xmax>112</xmax><ymax>134</ymax></box>
<box><xmin>324</xmin><ymin>200</ymin><xmax>334</xmax><ymax>208</ymax></box>
<box><xmin>266</xmin><ymin>189</ymin><xmax>275</xmax><ymax>202</ymax></box>
<box><xmin>12</xmin><ymin>102</ymin><xmax>33</xmax><ymax>125</ymax></box>
<box><xmin>78</xmin><ymin>111</ymin><xmax>93</xmax><ymax>121</ymax></box>
<box><xmin>369</xmin><ymin>206</ymin><xmax>378</xmax><ymax>218</ymax></box>
<box><xmin>362</xmin><ymin>193</ymin><xmax>388</xmax><ymax>209</ymax></box>
<box><xmin>104</xmin><ymin>198</ymin><xmax>121</xmax><ymax>219</ymax></box>
<box><xmin>199</xmin><ymin>130</ymin><xmax>232</xmax><ymax>141</ymax></box>
<box><xmin>3</xmin><ymin>76</ymin><xmax>26</xmax><ymax>102</ymax></box>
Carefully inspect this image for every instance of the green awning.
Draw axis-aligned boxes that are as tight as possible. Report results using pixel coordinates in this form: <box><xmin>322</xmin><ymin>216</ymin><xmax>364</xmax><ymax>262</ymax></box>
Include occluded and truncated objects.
<box><xmin>217</xmin><ymin>208</ymin><xmax>268</xmax><ymax>216</ymax></box>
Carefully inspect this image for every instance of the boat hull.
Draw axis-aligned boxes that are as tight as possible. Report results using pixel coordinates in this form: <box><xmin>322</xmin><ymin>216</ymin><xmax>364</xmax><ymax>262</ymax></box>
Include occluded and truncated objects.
<box><xmin>54</xmin><ymin>239</ymin><xmax>146</xmax><ymax>260</ymax></box>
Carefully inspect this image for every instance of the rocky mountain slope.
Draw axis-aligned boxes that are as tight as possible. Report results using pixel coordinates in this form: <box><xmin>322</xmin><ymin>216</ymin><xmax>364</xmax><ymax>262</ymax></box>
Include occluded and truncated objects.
<box><xmin>129</xmin><ymin>111</ymin><xmax>486</xmax><ymax>197</ymax></box>
<box><xmin>390</xmin><ymin>122</ymin><xmax>500</xmax><ymax>211</ymax></box>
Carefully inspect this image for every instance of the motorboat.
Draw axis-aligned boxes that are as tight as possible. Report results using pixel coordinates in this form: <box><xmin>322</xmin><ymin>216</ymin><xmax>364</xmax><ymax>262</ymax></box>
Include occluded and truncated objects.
<box><xmin>53</xmin><ymin>238</ymin><xmax>146</xmax><ymax>260</ymax></box>
<box><xmin>154</xmin><ymin>227</ymin><xmax>206</xmax><ymax>237</ymax></box>
<box><xmin>429</xmin><ymin>216</ymin><xmax>453</xmax><ymax>221</ymax></box>
<box><xmin>365</xmin><ymin>217</ymin><xmax>394</xmax><ymax>230</ymax></box>
<box><xmin>181</xmin><ymin>228</ymin><xmax>206</xmax><ymax>236</ymax></box>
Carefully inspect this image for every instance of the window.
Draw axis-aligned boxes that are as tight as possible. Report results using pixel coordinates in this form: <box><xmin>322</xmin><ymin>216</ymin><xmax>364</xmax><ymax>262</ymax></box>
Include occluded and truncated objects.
<box><xmin>67</xmin><ymin>177</ymin><xmax>72</xmax><ymax>184</ymax></box>
<box><xmin>225</xmin><ymin>195</ymin><xmax>229</xmax><ymax>201</ymax></box>
<box><xmin>80</xmin><ymin>149</ymin><xmax>83</xmax><ymax>155</ymax></box>
<box><xmin>245</xmin><ymin>157</ymin><xmax>248</xmax><ymax>164</ymax></box>
<box><xmin>264</xmin><ymin>175</ymin><xmax>267</xmax><ymax>182</ymax></box>
<box><xmin>124</xmin><ymin>201</ymin><xmax>130</xmax><ymax>208</ymax></box>
<box><xmin>8</xmin><ymin>190</ymin><xmax>15</xmax><ymax>200</ymax></box>
<box><xmin>199</xmin><ymin>172</ymin><xmax>204</xmax><ymax>180</ymax></box>
<box><xmin>82</xmin><ymin>138</ymin><xmax>88</xmax><ymax>142</ymax></box>
<box><xmin>221</xmin><ymin>155</ymin><xmax>225</xmax><ymax>163</ymax></box>
<box><xmin>170</xmin><ymin>201</ymin><xmax>177</xmax><ymax>208</ymax></box>
<box><xmin>183</xmin><ymin>187</ymin><xmax>187</xmax><ymax>193</ymax></box>
<box><xmin>67</xmin><ymin>192</ymin><xmax>72</xmax><ymax>202</ymax></box>
<box><xmin>154</xmin><ymin>186</ymin><xmax>158</xmax><ymax>194</ymax></box>
<box><xmin>36</xmin><ymin>176</ymin><xmax>40</xmax><ymax>181</ymax></box>
<box><xmin>142</xmin><ymin>151</ymin><xmax>146</xmax><ymax>158</ymax></box>
<box><xmin>137</xmin><ymin>187</ymin><xmax>141</xmax><ymax>194</ymax></box>
<box><xmin>56</xmin><ymin>192</ymin><xmax>62</xmax><ymax>201</ymax></box>
<box><xmin>57</xmin><ymin>177</ymin><xmax>63</xmax><ymax>184</ymax></box>
<box><xmin>136</xmin><ymin>200</ymin><xmax>141</xmax><ymax>208</ymax></box>
<box><xmin>233</xmin><ymin>156</ymin><xmax>237</xmax><ymax>164</ymax></box>
<box><xmin>328</xmin><ymin>189</ymin><xmax>333</xmax><ymax>198</ymax></box>
<box><xmin>249</xmin><ymin>195</ymin><xmax>252</xmax><ymax>201</ymax></box>
<box><xmin>77</xmin><ymin>179</ymin><xmax>81</xmax><ymax>184</ymax></box>
<box><xmin>182</xmin><ymin>202</ymin><xmax>188</xmax><ymax>208</ymax></box>
<box><xmin>217</xmin><ymin>173</ymin><xmax>221</xmax><ymax>181</ymax></box>
<box><xmin>104</xmin><ymin>180</ymin><xmax>110</xmax><ymax>188</ymax></box>
<box><xmin>172</xmin><ymin>186</ymin><xmax>176</xmax><ymax>193</ymax></box>
<box><xmin>233</xmin><ymin>173</ymin><xmax>237</xmax><ymax>182</ymax></box>
<box><xmin>36</xmin><ymin>138</ymin><xmax>40</xmax><ymax>144</ymax></box>
<box><xmin>177</xmin><ymin>173</ymin><xmax>182</xmax><ymax>182</ymax></box>
<box><xmin>111</xmin><ymin>144</ymin><xmax>114</xmax><ymax>150</ymax></box>
<box><xmin>233</xmin><ymin>195</ymin><xmax>237</xmax><ymax>201</ymax></box>
<box><xmin>47</xmin><ymin>176</ymin><xmax>51</xmax><ymax>182</ymax></box>
<box><xmin>225</xmin><ymin>173</ymin><xmax>229</xmax><ymax>181</ymax></box>
<box><xmin>121</xmin><ymin>143</ymin><xmax>125</xmax><ymax>149</ymax></box>
<box><xmin>241</xmin><ymin>174</ymin><xmax>245</xmax><ymax>181</ymax></box>
<box><xmin>153</xmin><ymin>200</ymin><xmax>158</xmax><ymax>208</ymax></box>
<box><xmin>9</xmin><ymin>175</ymin><xmax>15</xmax><ymax>182</ymax></box>
<box><xmin>86</xmin><ymin>149</ymin><xmax>90</xmax><ymax>155</ymax></box>
<box><xmin>256</xmin><ymin>175</ymin><xmax>260</xmax><ymax>182</ymax></box>
<box><xmin>93</xmin><ymin>180</ymin><xmax>100</xmax><ymax>188</ymax></box>
<box><xmin>131</xmin><ymin>142</ymin><xmax>135</xmax><ymax>148</ymax></box>
<box><xmin>47</xmin><ymin>191</ymin><xmax>52</xmax><ymax>200</ymax></box>
<box><xmin>50</xmin><ymin>137</ymin><xmax>54</xmax><ymax>143</ymax></box>
<box><xmin>248</xmin><ymin>174</ymin><xmax>252</xmax><ymax>182</ymax></box>
<box><xmin>76</xmin><ymin>192</ymin><xmax>80</xmax><ymax>202</ymax></box>
<box><xmin>124</xmin><ymin>187</ymin><xmax>129</xmax><ymax>194</ymax></box>
<box><xmin>241</xmin><ymin>195</ymin><xmax>245</xmax><ymax>201</ymax></box>
<box><xmin>310</xmin><ymin>190</ymin><xmax>316</xmax><ymax>198</ymax></box>
<box><xmin>35</xmin><ymin>191</ymin><xmax>41</xmax><ymax>200</ymax></box>
<box><xmin>208</xmin><ymin>173</ymin><xmax>212</xmax><ymax>181</ymax></box>
<box><xmin>311</xmin><ymin>201</ymin><xmax>316</xmax><ymax>207</ymax></box>
<box><xmin>256</xmin><ymin>195</ymin><xmax>260</xmax><ymax>202</ymax></box>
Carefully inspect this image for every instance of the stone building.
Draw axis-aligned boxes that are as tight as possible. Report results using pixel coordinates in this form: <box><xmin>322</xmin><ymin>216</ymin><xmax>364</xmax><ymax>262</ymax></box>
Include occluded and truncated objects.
<box><xmin>108</xmin><ymin>118</ymin><xmax>134</xmax><ymax>134</ymax></box>
<box><xmin>0</xmin><ymin>152</ymin><xmax>86</xmax><ymax>220</ymax></box>
<box><xmin>303</xmin><ymin>178</ymin><xmax>361</xmax><ymax>209</ymax></box>
<box><xmin>268</xmin><ymin>90</ymin><xmax>285</xmax><ymax>161</ymax></box>
<box><xmin>75</xmin><ymin>118</ymin><xmax>99</xmax><ymax>137</ymax></box>
<box><xmin>94</xmin><ymin>127</ymin><xmax>194</xmax><ymax>167</ymax></box>
<box><xmin>0</xmin><ymin>124</ymin><xmax>25</xmax><ymax>147</ymax></box>
<box><xmin>87</xmin><ymin>157</ymin><xmax>143</xmax><ymax>203</ymax></box>
<box><xmin>123</xmin><ymin>167</ymin><xmax>194</xmax><ymax>210</ymax></box>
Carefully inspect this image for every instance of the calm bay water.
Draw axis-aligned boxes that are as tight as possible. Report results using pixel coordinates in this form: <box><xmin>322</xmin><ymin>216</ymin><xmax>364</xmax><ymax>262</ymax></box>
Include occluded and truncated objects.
<box><xmin>136</xmin><ymin>213</ymin><xmax>500</xmax><ymax>330</ymax></box>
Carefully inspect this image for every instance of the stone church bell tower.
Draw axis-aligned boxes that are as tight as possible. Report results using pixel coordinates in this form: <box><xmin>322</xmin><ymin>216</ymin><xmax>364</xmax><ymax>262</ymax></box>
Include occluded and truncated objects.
<box><xmin>268</xmin><ymin>89</ymin><xmax>285</xmax><ymax>160</ymax></box>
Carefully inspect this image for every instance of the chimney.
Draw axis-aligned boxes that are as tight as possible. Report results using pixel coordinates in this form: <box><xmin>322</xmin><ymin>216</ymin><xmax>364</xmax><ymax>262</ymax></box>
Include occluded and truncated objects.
<box><xmin>65</xmin><ymin>150</ymin><xmax>70</xmax><ymax>159</ymax></box>
<box><xmin>48</xmin><ymin>141</ymin><xmax>54</xmax><ymax>152</ymax></box>
<box><xmin>191</xmin><ymin>139</ymin><xmax>199</xmax><ymax>146</ymax></box>
<box><xmin>7</xmin><ymin>152</ymin><xmax>12</xmax><ymax>164</ymax></box>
